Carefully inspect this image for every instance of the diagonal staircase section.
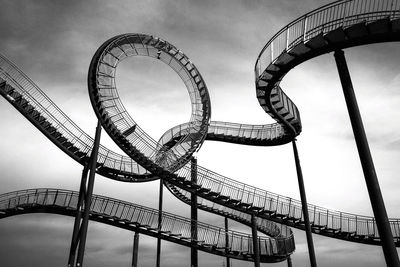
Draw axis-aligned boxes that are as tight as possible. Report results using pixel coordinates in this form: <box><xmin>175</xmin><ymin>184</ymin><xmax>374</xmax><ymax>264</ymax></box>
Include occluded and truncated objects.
<box><xmin>1</xmin><ymin>1</ymin><xmax>400</xmax><ymax>263</ymax></box>
<box><xmin>0</xmin><ymin>56</ymin><xmax>153</xmax><ymax>182</ymax></box>
<box><xmin>0</xmin><ymin>188</ymin><xmax>288</xmax><ymax>263</ymax></box>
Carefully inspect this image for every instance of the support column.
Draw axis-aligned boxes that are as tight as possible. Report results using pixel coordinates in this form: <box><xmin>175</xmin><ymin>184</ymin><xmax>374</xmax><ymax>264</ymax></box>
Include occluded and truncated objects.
<box><xmin>287</xmin><ymin>256</ymin><xmax>292</xmax><ymax>267</ymax></box>
<box><xmin>68</xmin><ymin>121</ymin><xmax>102</xmax><ymax>267</ymax></box>
<box><xmin>251</xmin><ymin>213</ymin><xmax>260</xmax><ymax>267</ymax></box>
<box><xmin>156</xmin><ymin>178</ymin><xmax>163</xmax><ymax>267</ymax></box>
<box><xmin>68</xmin><ymin>165</ymin><xmax>89</xmax><ymax>266</ymax></box>
<box><xmin>224</xmin><ymin>217</ymin><xmax>231</xmax><ymax>267</ymax></box>
<box><xmin>292</xmin><ymin>140</ymin><xmax>317</xmax><ymax>267</ymax></box>
<box><xmin>191</xmin><ymin>157</ymin><xmax>198</xmax><ymax>267</ymax></box>
<box><xmin>334</xmin><ymin>49</ymin><xmax>400</xmax><ymax>267</ymax></box>
<box><xmin>132</xmin><ymin>232</ymin><xmax>140</xmax><ymax>267</ymax></box>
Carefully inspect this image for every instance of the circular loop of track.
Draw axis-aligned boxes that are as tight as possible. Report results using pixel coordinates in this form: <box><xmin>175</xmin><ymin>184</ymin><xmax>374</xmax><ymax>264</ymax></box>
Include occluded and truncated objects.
<box><xmin>88</xmin><ymin>34</ymin><xmax>211</xmax><ymax>172</ymax></box>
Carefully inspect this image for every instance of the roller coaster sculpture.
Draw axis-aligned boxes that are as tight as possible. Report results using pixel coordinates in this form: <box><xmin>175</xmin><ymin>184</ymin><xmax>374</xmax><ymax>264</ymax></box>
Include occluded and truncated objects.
<box><xmin>1</xmin><ymin>0</ymin><xmax>400</xmax><ymax>266</ymax></box>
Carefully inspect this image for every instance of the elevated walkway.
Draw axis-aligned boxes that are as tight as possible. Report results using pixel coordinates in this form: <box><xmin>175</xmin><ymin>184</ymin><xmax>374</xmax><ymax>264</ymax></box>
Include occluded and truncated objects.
<box><xmin>0</xmin><ymin>0</ymin><xmax>400</xmax><ymax>265</ymax></box>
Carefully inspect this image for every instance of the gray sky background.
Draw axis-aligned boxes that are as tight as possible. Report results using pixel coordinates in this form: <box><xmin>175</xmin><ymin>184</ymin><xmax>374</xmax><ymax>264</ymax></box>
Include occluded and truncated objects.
<box><xmin>0</xmin><ymin>0</ymin><xmax>399</xmax><ymax>266</ymax></box>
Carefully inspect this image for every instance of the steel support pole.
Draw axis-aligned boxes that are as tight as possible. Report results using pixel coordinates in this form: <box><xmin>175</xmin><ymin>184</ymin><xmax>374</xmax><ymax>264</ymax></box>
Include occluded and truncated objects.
<box><xmin>334</xmin><ymin>49</ymin><xmax>400</xmax><ymax>267</ymax></box>
<box><xmin>251</xmin><ymin>213</ymin><xmax>260</xmax><ymax>267</ymax></box>
<box><xmin>132</xmin><ymin>232</ymin><xmax>140</xmax><ymax>267</ymax></box>
<box><xmin>191</xmin><ymin>157</ymin><xmax>198</xmax><ymax>267</ymax></box>
<box><xmin>292</xmin><ymin>140</ymin><xmax>317</xmax><ymax>267</ymax></box>
<box><xmin>156</xmin><ymin>178</ymin><xmax>163</xmax><ymax>267</ymax></box>
<box><xmin>68</xmin><ymin>165</ymin><xmax>90</xmax><ymax>266</ymax></box>
<box><xmin>287</xmin><ymin>256</ymin><xmax>293</xmax><ymax>267</ymax></box>
<box><xmin>224</xmin><ymin>217</ymin><xmax>231</xmax><ymax>267</ymax></box>
<box><xmin>68</xmin><ymin>121</ymin><xmax>102</xmax><ymax>267</ymax></box>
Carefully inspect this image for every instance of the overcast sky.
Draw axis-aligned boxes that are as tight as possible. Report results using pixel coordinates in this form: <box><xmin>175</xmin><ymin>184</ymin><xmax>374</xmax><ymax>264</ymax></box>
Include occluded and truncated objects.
<box><xmin>0</xmin><ymin>0</ymin><xmax>399</xmax><ymax>266</ymax></box>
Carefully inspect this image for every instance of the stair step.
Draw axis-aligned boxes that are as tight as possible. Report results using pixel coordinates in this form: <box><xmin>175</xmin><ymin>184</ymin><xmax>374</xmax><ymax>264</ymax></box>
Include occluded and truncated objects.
<box><xmin>304</xmin><ymin>33</ymin><xmax>327</xmax><ymax>49</ymax></box>
<box><xmin>273</xmin><ymin>52</ymin><xmax>295</xmax><ymax>67</ymax></box>
<box><xmin>392</xmin><ymin>18</ymin><xmax>400</xmax><ymax>32</ymax></box>
<box><xmin>68</xmin><ymin>146</ymin><xmax>79</xmax><ymax>153</ymax></box>
<box><xmin>226</xmin><ymin>198</ymin><xmax>240</xmax><ymax>204</ymax></box>
<box><xmin>75</xmin><ymin>151</ymin><xmax>87</xmax><ymax>159</ymax></box>
<box><xmin>344</xmin><ymin>22</ymin><xmax>368</xmax><ymax>39</ymax></box>
<box><xmin>198</xmin><ymin>187</ymin><xmax>211</xmax><ymax>193</ymax></box>
<box><xmin>122</xmin><ymin>125</ymin><xmax>137</xmax><ymax>137</ymax></box>
<box><xmin>63</xmin><ymin>141</ymin><xmax>73</xmax><ymax>148</ymax></box>
<box><xmin>3</xmin><ymin>84</ymin><xmax>15</xmax><ymax>95</ymax></box>
<box><xmin>288</xmin><ymin>42</ymin><xmax>310</xmax><ymax>56</ymax></box>
<box><xmin>237</xmin><ymin>202</ymin><xmax>251</xmax><ymax>208</ymax></box>
<box><xmin>324</xmin><ymin>27</ymin><xmax>347</xmax><ymax>44</ymax></box>
<box><xmin>44</xmin><ymin>124</ymin><xmax>55</xmax><ymax>131</ymax></box>
<box><xmin>58</xmin><ymin>136</ymin><xmax>68</xmax><ymax>143</ymax></box>
<box><xmin>0</xmin><ymin>81</ymin><xmax>7</xmax><ymax>90</ymax></box>
<box><xmin>367</xmin><ymin>18</ymin><xmax>390</xmax><ymax>35</ymax></box>
<box><xmin>169</xmin><ymin>233</ymin><xmax>182</xmax><ymax>237</ymax></box>
<box><xmin>205</xmin><ymin>191</ymin><xmax>219</xmax><ymax>197</ymax></box>
<box><xmin>218</xmin><ymin>195</ymin><xmax>229</xmax><ymax>200</ymax></box>
<box><xmin>51</xmin><ymin>131</ymin><xmax>62</xmax><ymax>139</ymax></box>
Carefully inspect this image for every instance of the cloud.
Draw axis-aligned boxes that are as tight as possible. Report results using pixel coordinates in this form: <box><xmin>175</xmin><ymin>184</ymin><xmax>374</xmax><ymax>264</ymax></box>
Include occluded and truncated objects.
<box><xmin>0</xmin><ymin>0</ymin><xmax>399</xmax><ymax>266</ymax></box>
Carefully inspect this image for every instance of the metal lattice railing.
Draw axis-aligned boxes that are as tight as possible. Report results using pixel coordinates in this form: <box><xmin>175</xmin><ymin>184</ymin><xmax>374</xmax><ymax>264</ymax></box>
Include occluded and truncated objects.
<box><xmin>0</xmin><ymin>52</ymin><xmax>296</xmax><ymax>256</ymax></box>
<box><xmin>0</xmin><ymin>188</ymin><xmax>289</xmax><ymax>257</ymax></box>
<box><xmin>158</xmin><ymin>121</ymin><xmax>287</xmax><ymax>147</ymax></box>
<box><xmin>173</xmin><ymin>161</ymin><xmax>400</xmax><ymax>241</ymax></box>
<box><xmin>255</xmin><ymin>0</ymin><xmax>400</xmax><ymax>78</ymax></box>
<box><xmin>1</xmin><ymin>0</ymin><xmax>400</xmax><ymax>254</ymax></box>
<box><xmin>1</xmin><ymin>50</ymin><xmax>399</xmax><ymax>244</ymax></box>
<box><xmin>0</xmin><ymin>55</ymin><xmax>150</xmax><ymax>177</ymax></box>
<box><xmin>90</xmin><ymin>34</ymin><xmax>211</xmax><ymax>172</ymax></box>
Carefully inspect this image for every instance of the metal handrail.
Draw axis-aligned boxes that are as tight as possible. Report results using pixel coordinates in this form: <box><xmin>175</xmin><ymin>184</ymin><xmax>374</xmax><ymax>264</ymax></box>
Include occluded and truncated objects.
<box><xmin>158</xmin><ymin>121</ymin><xmax>286</xmax><ymax>147</ymax></box>
<box><xmin>0</xmin><ymin>56</ymin><xmax>150</xmax><ymax>178</ymax></box>
<box><xmin>0</xmin><ymin>188</ymin><xmax>285</xmax><ymax>257</ymax></box>
<box><xmin>1</xmin><ymin>48</ymin><xmax>399</xmax><ymax>243</ymax></box>
<box><xmin>0</xmin><ymin>53</ymin><xmax>295</xmax><ymax>256</ymax></box>
<box><xmin>165</xmin><ymin>182</ymin><xmax>295</xmax><ymax>250</ymax></box>
<box><xmin>255</xmin><ymin>0</ymin><xmax>400</xmax><ymax>78</ymax></box>
<box><xmin>1</xmin><ymin>0</ymin><xmax>400</xmax><ymax>255</ymax></box>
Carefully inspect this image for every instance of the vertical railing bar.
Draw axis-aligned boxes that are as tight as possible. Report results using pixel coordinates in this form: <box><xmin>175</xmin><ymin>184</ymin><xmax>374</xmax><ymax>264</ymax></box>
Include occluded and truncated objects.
<box><xmin>356</xmin><ymin>215</ymin><xmax>358</xmax><ymax>234</ymax></box>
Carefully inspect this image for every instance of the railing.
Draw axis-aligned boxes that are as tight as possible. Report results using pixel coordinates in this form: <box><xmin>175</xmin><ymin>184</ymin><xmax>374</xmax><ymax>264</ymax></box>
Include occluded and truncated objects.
<box><xmin>255</xmin><ymin>0</ymin><xmax>400</xmax><ymax>79</ymax></box>
<box><xmin>174</xmin><ymin>162</ymin><xmax>400</xmax><ymax>241</ymax></box>
<box><xmin>0</xmin><ymin>52</ymin><xmax>295</xmax><ymax>255</ymax></box>
<box><xmin>1</xmin><ymin>47</ymin><xmax>399</xmax><ymax>246</ymax></box>
<box><xmin>208</xmin><ymin>121</ymin><xmax>284</xmax><ymax>140</ymax></box>
<box><xmin>0</xmin><ymin>189</ymin><xmax>287</xmax><ymax>257</ymax></box>
<box><xmin>169</xmin><ymin>185</ymin><xmax>290</xmax><ymax>237</ymax></box>
<box><xmin>167</xmin><ymin>183</ymin><xmax>297</xmax><ymax>256</ymax></box>
<box><xmin>158</xmin><ymin>121</ymin><xmax>286</xmax><ymax>147</ymax></box>
<box><xmin>2</xmin><ymin>5</ymin><xmax>400</xmax><ymax>255</ymax></box>
<box><xmin>0</xmin><ymin>55</ymin><xmax>150</xmax><ymax>177</ymax></box>
<box><xmin>91</xmin><ymin>34</ymin><xmax>211</xmax><ymax>172</ymax></box>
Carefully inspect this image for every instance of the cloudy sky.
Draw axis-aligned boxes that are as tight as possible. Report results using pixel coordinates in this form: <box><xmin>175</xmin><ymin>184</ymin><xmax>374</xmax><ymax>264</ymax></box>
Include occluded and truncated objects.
<box><xmin>0</xmin><ymin>0</ymin><xmax>399</xmax><ymax>266</ymax></box>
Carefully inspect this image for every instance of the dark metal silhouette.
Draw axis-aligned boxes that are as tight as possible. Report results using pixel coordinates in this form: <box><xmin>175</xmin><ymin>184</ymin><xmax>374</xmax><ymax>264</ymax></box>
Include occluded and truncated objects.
<box><xmin>292</xmin><ymin>140</ymin><xmax>317</xmax><ymax>267</ymax></box>
<box><xmin>287</xmin><ymin>256</ymin><xmax>292</xmax><ymax>267</ymax></box>
<box><xmin>334</xmin><ymin>49</ymin><xmax>400</xmax><ymax>266</ymax></box>
<box><xmin>251</xmin><ymin>213</ymin><xmax>261</xmax><ymax>267</ymax></box>
<box><xmin>0</xmin><ymin>0</ymin><xmax>399</xmax><ymax>266</ymax></box>
<box><xmin>225</xmin><ymin>217</ymin><xmax>231</xmax><ymax>267</ymax></box>
<box><xmin>132</xmin><ymin>232</ymin><xmax>139</xmax><ymax>267</ymax></box>
<box><xmin>191</xmin><ymin>157</ymin><xmax>198</xmax><ymax>267</ymax></box>
<box><xmin>68</xmin><ymin>121</ymin><xmax>102</xmax><ymax>267</ymax></box>
<box><xmin>157</xmin><ymin>178</ymin><xmax>163</xmax><ymax>267</ymax></box>
<box><xmin>0</xmin><ymin>188</ymin><xmax>285</xmax><ymax>262</ymax></box>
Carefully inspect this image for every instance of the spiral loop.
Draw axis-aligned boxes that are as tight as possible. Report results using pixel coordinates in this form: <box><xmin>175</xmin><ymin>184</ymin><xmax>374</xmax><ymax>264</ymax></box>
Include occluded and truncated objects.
<box><xmin>88</xmin><ymin>34</ymin><xmax>211</xmax><ymax>172</ymax></box>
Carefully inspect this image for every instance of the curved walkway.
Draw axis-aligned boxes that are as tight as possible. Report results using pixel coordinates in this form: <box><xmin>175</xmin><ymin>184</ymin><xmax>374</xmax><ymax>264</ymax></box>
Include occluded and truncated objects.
<box><xmin>0</xmin><ymin>0</ymin><xmax>399</xmax><ymax>264</ymax></box>
<box><xmin>0</xmin><ymin>188</ymin><xmax>289</xmax><ymax>263</ymax></box>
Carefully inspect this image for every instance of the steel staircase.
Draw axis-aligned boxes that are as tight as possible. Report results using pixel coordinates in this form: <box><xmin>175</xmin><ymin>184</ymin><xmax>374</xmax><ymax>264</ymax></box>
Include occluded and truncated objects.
<box><xmin>1</xmin><ymin>0</ymin><xmax>400</xmax><ymax>265</ymax></box>
<box><xmin>0</xmin><ymin>188</ymin><xmax>288</xmax><ymax>263</ymax></box>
